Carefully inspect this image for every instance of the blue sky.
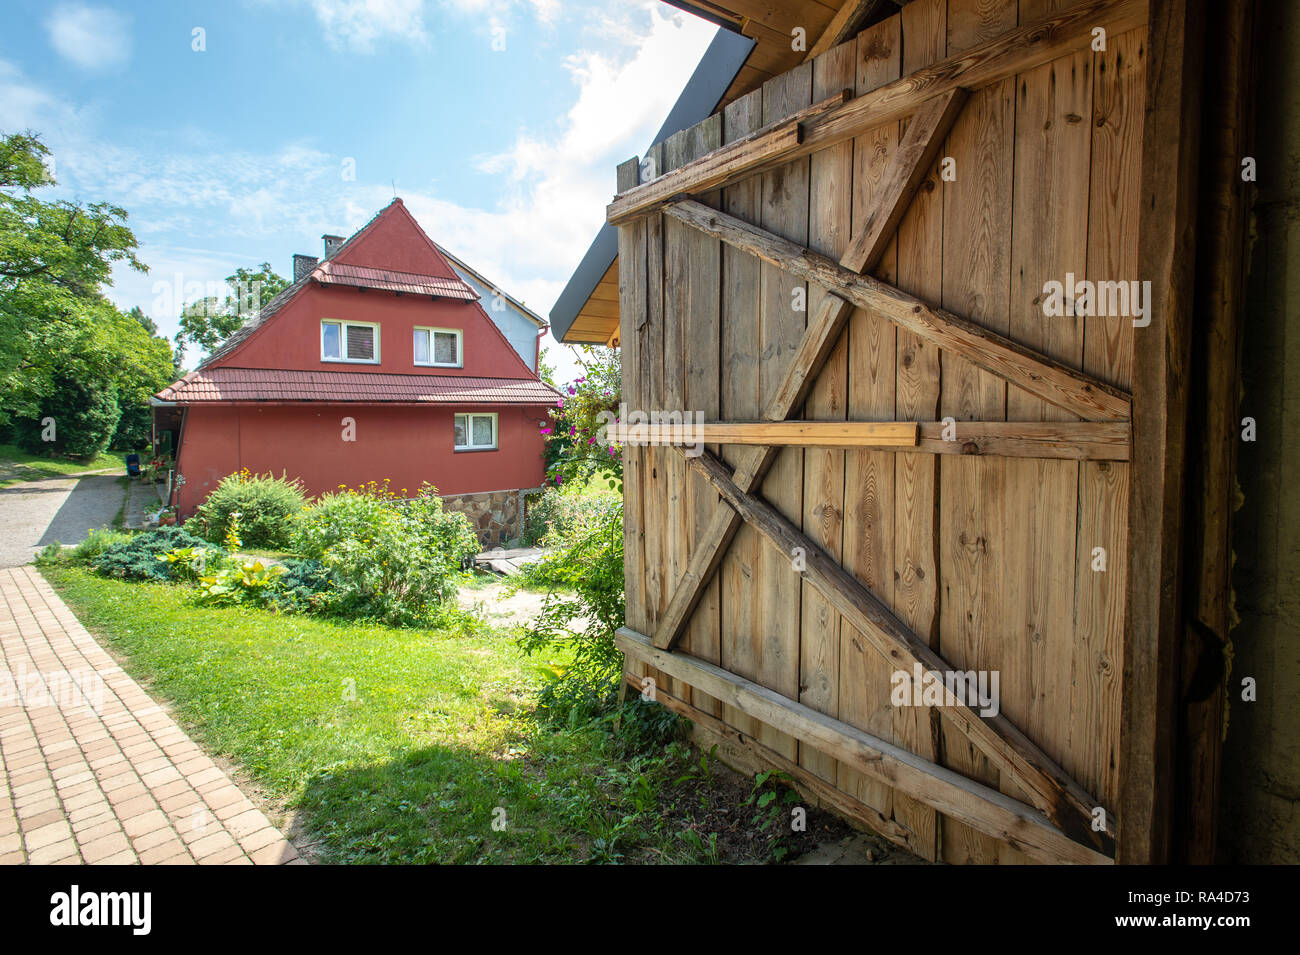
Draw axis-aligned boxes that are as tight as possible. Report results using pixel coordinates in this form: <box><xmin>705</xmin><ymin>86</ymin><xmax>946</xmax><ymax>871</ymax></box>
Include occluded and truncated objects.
<box><xmin>0</xmin><ymin>0</ymin><xmax>717</xmax><ymax>380</ymax></box>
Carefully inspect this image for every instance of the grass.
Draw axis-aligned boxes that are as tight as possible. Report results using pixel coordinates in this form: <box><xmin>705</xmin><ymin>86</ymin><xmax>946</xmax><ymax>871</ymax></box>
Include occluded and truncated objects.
<box><xmin>41</xmin><ymin>565</ymin><xmax>854</xmax><ymax>864</ymax></box>
<box><xmin>0</xmin><ymin>443</ymin><xmax>131</xmax><ymax>487</ymax></box>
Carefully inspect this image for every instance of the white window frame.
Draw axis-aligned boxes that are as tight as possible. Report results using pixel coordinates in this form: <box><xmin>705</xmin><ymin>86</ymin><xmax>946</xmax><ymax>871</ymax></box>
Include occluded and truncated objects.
<box><xmin>414</xmin><ymin>326</ymin><xmax>463</xmax><ymax>368</ymax></box>
<box><xmin>454</xmin><ymin>412</ymin><xmax>497</xmax><ymax>451</ymax></box>
<box><xmin>321</xmin><ymin>319</ymin><xmax>380</xmax><ymax>364</ymax></box>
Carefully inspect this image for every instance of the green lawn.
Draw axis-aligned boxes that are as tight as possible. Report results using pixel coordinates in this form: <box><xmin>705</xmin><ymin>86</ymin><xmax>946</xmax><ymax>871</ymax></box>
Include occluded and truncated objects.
<box><xmin>41</xmin><ymin>566</ymin><xmax>838</xmax><ymax>864</ymax></box>
<box><xmin>0</xmin><ymin>443</ymin><xmax>131</xmax><ymax>487</ymax></box>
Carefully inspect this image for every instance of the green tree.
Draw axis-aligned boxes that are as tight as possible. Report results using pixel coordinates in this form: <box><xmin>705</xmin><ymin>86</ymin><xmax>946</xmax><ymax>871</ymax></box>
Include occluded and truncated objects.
<box><xmin>1</xmin><ymin>130</ymin><xmax>147</xmax><ymax>417</ymax></box>
<box><xmin>174</xmin><ymin>263</ymin><xmax>288</xmax><ymax>361</ymax></box>
<box><xmin>0</xmin><ymin>130</ymin><xmax>173</xmax><ymax>452</ymax></box>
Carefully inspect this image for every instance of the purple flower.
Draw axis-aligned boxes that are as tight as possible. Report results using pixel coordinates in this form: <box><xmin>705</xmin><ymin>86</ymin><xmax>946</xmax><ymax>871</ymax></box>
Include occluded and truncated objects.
<box><xmin>569</xmin><ymin>426</ymin><xmax>576</xmax><ymax>436</ymax></box>
<box><xmin>556</xmin><ymin>398</ymin><xmax>564</xmax><ymax>409</ymax></box>
<box><xmin>540</xmin><ymin>427</ymin><xmax>551</xmax><ymax>435</ymax></box>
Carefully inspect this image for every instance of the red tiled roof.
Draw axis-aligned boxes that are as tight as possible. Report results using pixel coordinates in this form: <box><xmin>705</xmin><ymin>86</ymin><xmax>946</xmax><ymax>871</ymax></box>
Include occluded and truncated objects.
<box><xmin>156</xmin><ymin>368</ymin><xmax>561</xmax><ymax>405</ymax></box>
<box><xmin>314</xmin><ymin>260</ymin><xmax>478</xmax><ymax>300</ymax></box>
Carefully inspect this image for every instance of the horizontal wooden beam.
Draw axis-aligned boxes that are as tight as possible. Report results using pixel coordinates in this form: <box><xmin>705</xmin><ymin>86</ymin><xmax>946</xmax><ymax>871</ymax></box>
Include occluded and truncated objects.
<box><xmin>607</xmin><ymin>0</ymin><xmax>1147</xmax><ymax>223</ymax></box>
<box><xmin>687</xmin><ymin>449</ymin><xmax>1115</xmax><ymax>854</ymax></box>
<box><xmin>917</xmin><ymin>421</ymin><xmax>1131</xmax><ymax>460</ymax></box>
<box><xmin>618</xmin><ymin>629</ymin><xmax>1112</xmax><ymax>865</ymax></box>
<box><xmin>610</xmin><ymin>421</ymin><xmax>918</xmax><ymax>448</ymax></box>
<box><xmin>610</xmin><ymin>420</ymin><xmax>1130</xmax><ymax>460</ymax></box>
<box><xmin>606</xmin><ymin>89</ymin><xmax>850</xmax><ymax>225</ymax></box>
<box><xmin>665</xmin><ymin>199</ymin><xmax>1132</xmax><ymax>421</ymax></box>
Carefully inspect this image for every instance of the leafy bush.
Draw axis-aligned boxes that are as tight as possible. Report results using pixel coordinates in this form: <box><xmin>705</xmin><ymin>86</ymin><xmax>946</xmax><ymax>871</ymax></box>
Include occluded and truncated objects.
<box><xmin>266</xmin><ymin>557</ymin><xmax>335</xmax><ymax>614</ymax></box>
<box><xmin>92</xmin><ymin>527</ymin><xmax>218</xmax><ymax>581</ymax></box>
<box><xmin>156</xmin><ymin>545</ymin><xmax>218</xmax><ymax>581</ymax></box>
<box><xmin>293</xmin><ymin>481</ymin><xmax>479</xmax><ymax>627</ymax></box>
<box><xmin>68</xmin><ymin>528</ymin><xmax>133</xmax><ymax>565</ymax></box>
<box><xmin>191</xmin><ymin>469</ymin><xmax>306</xmax><ymax>549</ymax></box>
<box><xmin>541</xmin><ymin>348</ymin><xmax>622</xmax><ymax>491</ymax></box>
<box><xmin>516</xmin><ymin>502</ymin><xmax>625</xmax><ymax>720</ymax></box>
<box><xmin>197</xmin><ymin>558</ymin><xmax>286</xmax><ymax>606</ymax></box>
<box><xmin>521</xmin><ymin>482</ymin><xmax>620</xmax><ymax>548</ymax></box>
<box><xmin>33</xmin><ymin>542</ymin><xmax>64</xmax><ymax>566</ymax></box>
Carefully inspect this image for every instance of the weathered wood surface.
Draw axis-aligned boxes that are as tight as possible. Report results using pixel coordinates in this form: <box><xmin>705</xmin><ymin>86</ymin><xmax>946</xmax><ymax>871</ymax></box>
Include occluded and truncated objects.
<box><xmin>618</xmin><ymin>0</ymin><xmax>1151</xmax><ymax>865</ymax></box>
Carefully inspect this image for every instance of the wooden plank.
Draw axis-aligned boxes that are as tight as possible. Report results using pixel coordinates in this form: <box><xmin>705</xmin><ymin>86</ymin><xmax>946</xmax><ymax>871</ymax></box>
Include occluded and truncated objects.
<box><xmin>718</xmin><ymin>87</ymin><xmax>766</xmax><ymax>745</ymax></box>
<box><xmin>936</xmin><ymin>0</ymin><xmax>1019</xmax><ymax>864</ymax></box>
<box><xmin>682</xmin><ymin>114</ymin><xmax>725</xmax><ymax>721</ymax></box>
<box><xmin>612</xmin><ymin>421</ymin><xmax>917</xmax><ymax>447</ymax></box>
<box><xmin>916</xmin><ymin>421</ymin><xmax>1129</xmax><ymax>460</ymax></box>
<box><xmin>755</xmin><ymin>63</ymin><xmax>813</xmax><ymax>763</ymax></box>
<box><xmin>1119</xmin><ymin>0</ymin><xmax>1205</xmax><ymax>866</ymax></box>
<box><xmin>606</xmin><ymin>90</ymin><xmax>849</xmax><ymax>225</ymax></box>
<box><xmin>686</xmin><ymin>448</ymin><xmax>1115</xmax><ymax>853</ymax></box>
<box><xmin>840</xmin><ymin>10</ymin><xmax>903</xmax><ymax>840</ymax></box>
<box><xmin>799</xmin><ymin>38</ymin><xmax>856</xmax><ymax>787</ymax></box>
<box><xmin>612</xmin><ymin>420</ymin><xmax>1128</xmax><ymax>459</ymax></box>
<box><xmin>664</xmin><ymin>198</ymin><xmax>1132</xmax><ymax>420</ymax></box>
<box><xmin>1074</xmin><ymin>26</ymin><xmax>1145</xmax><ymax>825</ymax></box>
<box><xmin>609</xmin><ymin>0</ymin><xmax>1148</xmax><ymax>223</ymax></box>
<box><xmin>617</xmin><ymin>157</ymin><xmax>649</xmax><ymax>690</ymax></box>
<box><xmin>662</xmin><ymin>129</ymin><xmax>692</xmax><ymax>710</ymax></box>
<box><xmin>616</xmin><ymin>629</ymin><xmax>1112</xmax><ymax>866</ymax></box>
<box><xmin>641</xmin><ymin>140</ymin><xmax>671</xmax><ymax>702</ymax></box>
<box><xmin>889</xmin><ymin>0</ymin><xmax>946</xmax><ymax>863</ymax></box>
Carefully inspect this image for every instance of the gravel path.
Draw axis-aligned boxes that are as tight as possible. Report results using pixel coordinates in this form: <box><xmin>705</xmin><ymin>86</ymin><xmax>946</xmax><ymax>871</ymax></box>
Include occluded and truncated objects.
<box><xmin>0</xmin><ymin>474</ymin><xmax>125</xmax><ymax>568</ymax></box>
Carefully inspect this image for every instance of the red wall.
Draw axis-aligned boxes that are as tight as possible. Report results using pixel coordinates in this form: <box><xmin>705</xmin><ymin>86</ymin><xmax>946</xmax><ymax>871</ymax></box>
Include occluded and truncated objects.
<box><xmin>175</xmin><ymin>403</ymin><xmax>548</xmax><ymax>518</ymax></box>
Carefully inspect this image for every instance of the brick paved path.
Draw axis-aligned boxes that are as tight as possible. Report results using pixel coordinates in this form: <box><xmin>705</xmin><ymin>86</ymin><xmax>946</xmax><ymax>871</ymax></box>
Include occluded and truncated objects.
<box><xmin>0</xmin><ymin>567</ymin><xmax>301</xmax><ymax>865</ymax></box>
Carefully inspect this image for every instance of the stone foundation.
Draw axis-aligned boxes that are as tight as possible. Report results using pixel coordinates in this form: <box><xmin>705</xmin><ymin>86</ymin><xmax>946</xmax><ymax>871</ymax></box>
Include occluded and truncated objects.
<box><xmin>441</xmin><ymin>487</ymin><xmax>543</xmax><ymax>549</ymax></box>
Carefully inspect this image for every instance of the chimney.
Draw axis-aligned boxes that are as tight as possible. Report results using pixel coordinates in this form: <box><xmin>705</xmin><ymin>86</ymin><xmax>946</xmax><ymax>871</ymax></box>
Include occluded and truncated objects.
<box><xmin>293</xmin><ymin>254</ymin><xmax>318</xmax><ymax>282</ymax></box>
<box><xmin>322</xmin><ymin>234</ymin><xmax>345</xmax><ymax>259</ymax></box>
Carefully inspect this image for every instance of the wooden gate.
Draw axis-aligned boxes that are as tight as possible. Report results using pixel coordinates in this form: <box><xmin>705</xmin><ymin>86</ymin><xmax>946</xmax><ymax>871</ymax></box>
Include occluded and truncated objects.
<box><xmin>608</xmin><ymin>0</ymin><xmax>1186</xmax><ymax>864</ymax></box>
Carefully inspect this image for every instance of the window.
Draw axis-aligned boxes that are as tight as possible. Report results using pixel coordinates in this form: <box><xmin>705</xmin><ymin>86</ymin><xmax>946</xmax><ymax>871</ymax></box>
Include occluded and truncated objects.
<box><xmin>454</xmin><ymin>413</ymin><xmax>496</xmax><ymax>451</ymax></box>
<box><xmin>321</xmin><ymin>320</ymin><xmax>379</xmax><ymax>363</ymax></box>
<box><xmin>414</xmin><ymin>327</ymin><xmax>462</xmax><ymax>367</ymax></box>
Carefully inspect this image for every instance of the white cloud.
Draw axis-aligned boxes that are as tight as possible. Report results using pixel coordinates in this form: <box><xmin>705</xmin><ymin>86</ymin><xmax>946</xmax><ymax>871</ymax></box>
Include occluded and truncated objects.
<box><xmin>45</xmin><ymin>4</ymin><xmax>131</xmax><ymax>71</ymax></box>
<box><xmin>304</xmin><ymin>0</ymin><xmax>429</xmax><ymax>52</ymax></box>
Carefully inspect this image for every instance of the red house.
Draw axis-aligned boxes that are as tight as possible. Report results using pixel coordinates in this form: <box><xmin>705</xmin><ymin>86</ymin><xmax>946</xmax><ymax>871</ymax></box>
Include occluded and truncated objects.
<box><xmin>153</xmin><ymin>199</ymin><xmax>559</xmax><ymax>545</ymax></box>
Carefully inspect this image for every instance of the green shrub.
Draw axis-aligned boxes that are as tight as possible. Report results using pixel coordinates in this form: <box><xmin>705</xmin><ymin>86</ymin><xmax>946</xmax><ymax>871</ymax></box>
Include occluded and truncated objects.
<box><xmin>293</xmin><ymin>481</ymin><xmax>479</xmax><ymax>627</ymax></box>
<box><xmin>197</xmin><ymin>558</ymin><xmax>286</xmax><ymax>606</ymax></box>
<box><xmin>33</xmin><ymin>542</ymin><xmax>64</xmax><ymax>566</ymax></box>
<box><xmin>92</xmin><ymin>527</ymin><xmax>218</xmax><ymax>581</ymax></box>
<box><xmin>68</xmin><ymin>528</ymin><xmax>133</xmax><ymax>565</ymax></box>
<box><xmin>515</xmin><ymin>503</ymin><xmax>626</xmax><ymax>721</ymax></box>
<box><xmin>522</xmin><ymin>483</ymin><xmax>620</xmax><ymax>547</ymax></box>
<box><xmin>191</xmin><ymin>469</ymin><xmax>306</xmax><ymax>549</ymax></box>
<box><xmin>156</xmin><ymin>545</ymin><xmax>218</xmax><ymax>581</ymax></box>
<box><xmin>266</xmin><ymin>557</ymin><xmax>335</xmax><ymax>614</ymax></box>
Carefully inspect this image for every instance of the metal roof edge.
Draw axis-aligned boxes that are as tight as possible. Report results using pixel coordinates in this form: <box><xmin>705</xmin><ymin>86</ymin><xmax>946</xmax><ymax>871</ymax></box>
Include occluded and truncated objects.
<box><xmin>548</xmin><ymin>26</ymin><xmax>755</xmax><ymax>343</ymax></box>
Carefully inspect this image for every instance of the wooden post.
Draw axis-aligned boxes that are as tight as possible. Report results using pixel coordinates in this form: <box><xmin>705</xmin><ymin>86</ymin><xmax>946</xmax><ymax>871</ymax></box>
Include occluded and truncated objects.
<box><xmin>1119</xmin><ymin>0</ymin><xmax>1208</xmax><ymax>865</ymax></box>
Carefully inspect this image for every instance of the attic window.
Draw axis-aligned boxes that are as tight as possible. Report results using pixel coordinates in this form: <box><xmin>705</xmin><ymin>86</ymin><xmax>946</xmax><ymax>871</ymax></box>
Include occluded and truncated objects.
<box><xmin>322</xmin><ymin>320</ymin><xmax>379</xmax><ymax>363</ymax></box>
<box><xmin>414</xmin><ymin>327</ymin><xmax>462</xmax><ymax>368</ymax></box>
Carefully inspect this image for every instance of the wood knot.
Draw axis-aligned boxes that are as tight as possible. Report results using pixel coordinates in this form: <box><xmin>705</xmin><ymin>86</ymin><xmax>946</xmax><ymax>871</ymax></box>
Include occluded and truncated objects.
<box><xmin>1066</xmin><ymin>112</ymin><xmax>1083</xmax><ymax>124</ymax></box>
